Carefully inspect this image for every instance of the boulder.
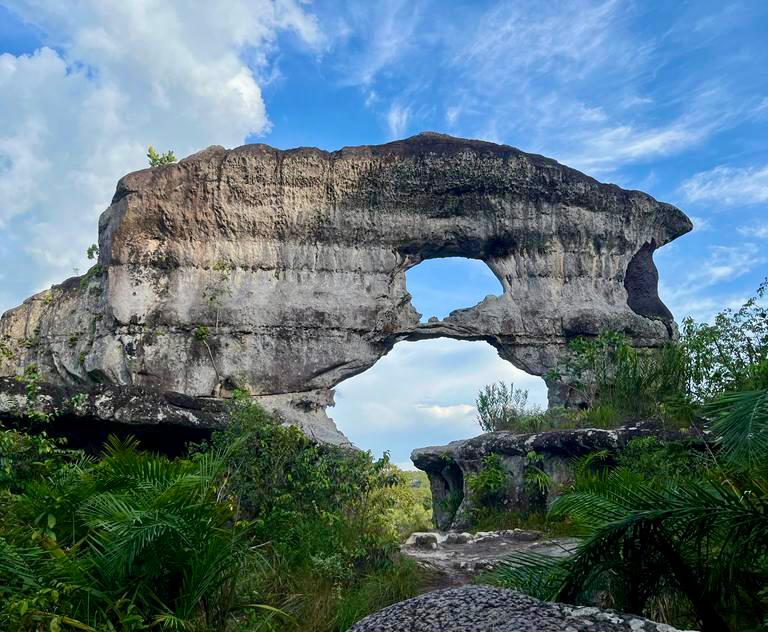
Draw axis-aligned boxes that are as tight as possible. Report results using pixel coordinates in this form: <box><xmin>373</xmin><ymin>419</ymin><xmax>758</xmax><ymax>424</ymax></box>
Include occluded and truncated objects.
<box><xmin>412</xmin><ymin>422</ymin><xmax>701</xmax><ymax>530</ymax></box>
<box><xmin>0</xmin><ymin>133</ymin><xmax>691</xmax><ymax>442</ymax></box>
<box><xmin>348</xmin><ymin>585</ymin><xmax>692</xmax><ymax>631</ymax></box>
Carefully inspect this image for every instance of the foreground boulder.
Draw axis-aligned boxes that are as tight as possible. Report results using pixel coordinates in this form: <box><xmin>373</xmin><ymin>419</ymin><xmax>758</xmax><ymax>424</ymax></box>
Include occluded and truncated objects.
<box><xmin>412</xmin><ymin>422</ymin><xmax>699</xmax><ymax>530</ymax></box>
<box><xmin>349</xmin><ymin>585</ymin><xmax>690</xmax><ymax>631</ymax></box>
<box><xmin>0</xmin><ymin>133</ymin><xmax>690</xmax><ymax>442</ymax></box>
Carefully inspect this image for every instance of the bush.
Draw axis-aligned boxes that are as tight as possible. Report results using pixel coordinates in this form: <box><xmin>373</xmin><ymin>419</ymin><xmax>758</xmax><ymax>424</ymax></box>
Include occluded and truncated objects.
<box><xmin>0</xmin><ymin>435</ymin><xmax>264</xmax><ymax>631</ymax></box>
<box><xmin>475</xmin><ymin>382</ymin><xmax>544</xmax><ymax>432</ymax></box>
<box><xmin>197</xmin><ymin>394</ymin><xmax>427</xmax><ymax>630</ymax></box>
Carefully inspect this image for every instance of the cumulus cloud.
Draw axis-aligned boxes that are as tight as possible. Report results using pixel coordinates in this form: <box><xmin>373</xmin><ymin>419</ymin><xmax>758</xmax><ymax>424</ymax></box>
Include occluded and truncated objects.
<box><xmin>0</xmin><ymin>0</ymin><xmax>322</xmax><ymax>312</ymax></box>
<box><xmin>332</xmin><ymin>338</ymin><xmax>548</xmax><ymax>463</ymax></box>
<box><xmin>415</xmin><ymin>403</ymin><xmax>475</xmax><ymax>419</ymax></box>
<box><xmin>681</xmin><ymin>164</ymin><xmax>768</xmax><ymax>206</ymax></box>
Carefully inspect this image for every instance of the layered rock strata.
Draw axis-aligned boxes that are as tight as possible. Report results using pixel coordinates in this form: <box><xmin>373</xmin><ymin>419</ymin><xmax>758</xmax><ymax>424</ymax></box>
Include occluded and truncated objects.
<box><xmin>0</xmin><ymin>133</ymin><xmax>691</xmax><ymax>442</ymax></box>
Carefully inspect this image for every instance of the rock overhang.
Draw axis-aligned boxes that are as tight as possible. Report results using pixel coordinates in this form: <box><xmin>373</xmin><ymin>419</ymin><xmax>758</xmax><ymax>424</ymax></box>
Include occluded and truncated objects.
<box><xmin>0</xmin><ymin>132</ymin><xmax>692</xmax><ymax>444</ymax></box>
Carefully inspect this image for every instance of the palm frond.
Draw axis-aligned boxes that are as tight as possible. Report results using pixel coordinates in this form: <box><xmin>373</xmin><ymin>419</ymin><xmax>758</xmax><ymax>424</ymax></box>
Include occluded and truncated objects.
<box><xmin>705</xmin><ymin>388</ymin><xmax>768</xmax><ymax>466</ymax></box>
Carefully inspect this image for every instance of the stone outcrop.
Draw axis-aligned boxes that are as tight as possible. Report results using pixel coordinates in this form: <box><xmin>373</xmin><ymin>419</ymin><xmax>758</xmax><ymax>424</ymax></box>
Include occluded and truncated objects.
<box><xmin>0</xmin><ymin>133</ymin><xmax>691</xmax><ymax>442</ymax></box>
<box><xmin>349</xmin><ymin>585</ymin><xmax>691</xmax><ymax>631</ymax></box>
<box><xmin>412</xmin><ymin>422</ymin><xmax>700</xmax><ymax>530</ymax></box>
<box><xmin>402</xmin><ymin>529</ymin><xmax>578</xmax><ymax>586</ymax></box>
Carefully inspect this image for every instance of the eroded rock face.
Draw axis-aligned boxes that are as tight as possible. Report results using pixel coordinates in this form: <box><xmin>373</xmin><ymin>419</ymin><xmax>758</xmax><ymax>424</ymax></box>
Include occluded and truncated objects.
<box><xmin>349</xmin><ymin>585</ymin><xmax>691</xmax><ymax>631</ymax></box>
<box><xmin>0</xmin><ymin>133</ymin><xmax>691</xmax><ymax>442</ymax></box>
<box><xmin>412</xmin><ymin>422</ymin><xmax>701</xmax><ymax>530</ymax></box>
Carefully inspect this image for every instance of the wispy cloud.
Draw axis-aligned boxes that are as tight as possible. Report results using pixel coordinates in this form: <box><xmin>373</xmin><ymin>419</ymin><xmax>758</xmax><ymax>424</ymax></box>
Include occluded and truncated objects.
<box><xmin>332</xmin><ymin>0</ymin><xmax>423</xmax><ymax>87</ymax></box>
<box><xmin>682</xmin><ymin>164</ymin><xmax>768</xmax><ymax>206</ymax></box>
<box><xmin>738</xmin><ymin>223</ymin><xmax>768</xmax><ymax>239</ymax></box>
<box><xmin>386</xmin><ymin>102</ymin><xmax>410</xmax><ymax>139</ymax></box>
<box><xmin>660</xmin><ymin>243</ymin><xmax>767</xmax><ymax>321</ymax></box>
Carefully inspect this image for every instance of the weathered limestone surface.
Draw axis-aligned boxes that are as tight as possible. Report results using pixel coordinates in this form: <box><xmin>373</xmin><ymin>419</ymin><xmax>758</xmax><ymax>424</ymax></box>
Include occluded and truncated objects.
<box><xmin>349</xmin><ymin>585</ymin><xmax>691</xmax><ymax>631</ymax></box>
<box><xmin>0</xmin><ymin>133</ymin><xmax>691</xmax><ymax>442</ymax></box>
<box><xmin>412</xmin><ymin>422</ymin><xmax>701</xmax><ymax>530</ymax></box>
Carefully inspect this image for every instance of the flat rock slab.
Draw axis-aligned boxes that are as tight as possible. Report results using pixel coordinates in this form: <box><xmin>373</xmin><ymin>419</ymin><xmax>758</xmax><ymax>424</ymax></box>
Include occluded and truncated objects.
<box><xmin>349</xmin><ymin>585</ymin><xmax>692</xmax><ymax>631</ymax></box>
<box><xmin>402</xmin><ymin>530</ymin><xmax>578</xmax><ymax>587</ymax></box>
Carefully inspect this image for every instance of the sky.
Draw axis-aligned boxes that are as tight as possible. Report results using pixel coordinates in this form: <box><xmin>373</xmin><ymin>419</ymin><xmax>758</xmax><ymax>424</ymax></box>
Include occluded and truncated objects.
<box><xmin>1</xmin><ymin>1</ymin><xmax>767</xmax><ymax>467</ymax></box>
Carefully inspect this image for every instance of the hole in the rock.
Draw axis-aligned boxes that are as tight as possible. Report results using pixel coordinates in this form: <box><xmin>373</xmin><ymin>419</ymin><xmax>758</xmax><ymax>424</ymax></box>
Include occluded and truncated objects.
<box><xmin>332</xmin><ymin>338</ymin><xmax>548</xmax><ymax>470</ymax></box>
<box><xmin>406</xmin><ymin>257</ymin><xmax>503</xmax><ymax>322</ymax></box>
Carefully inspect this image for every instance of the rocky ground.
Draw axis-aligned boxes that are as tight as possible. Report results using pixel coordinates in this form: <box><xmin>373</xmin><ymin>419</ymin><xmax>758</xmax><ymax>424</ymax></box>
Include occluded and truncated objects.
<box><xmin>401</xmin><ymin>529</ymin><xmax>578</xmax><ymax>588</ymax></box>
<box><xmin>349</xmin><ymin>585</ymin><xmax>693</xmax><ymax>631</ymax></box>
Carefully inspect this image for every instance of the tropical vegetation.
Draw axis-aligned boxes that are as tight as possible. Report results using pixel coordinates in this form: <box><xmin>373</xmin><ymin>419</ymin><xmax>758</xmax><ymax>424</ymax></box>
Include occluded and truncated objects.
<box><xmin>482</xmin><ymin>280</ymin><xmax>768</xmax><ymax>631</ymax></box>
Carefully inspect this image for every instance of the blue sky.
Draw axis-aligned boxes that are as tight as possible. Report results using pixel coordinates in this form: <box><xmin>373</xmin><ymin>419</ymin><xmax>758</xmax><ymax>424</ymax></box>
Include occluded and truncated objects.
<box><xmin>1</xmin><ymin>1</ymin><xmax>767</xmax><ymax>466</ymax></box>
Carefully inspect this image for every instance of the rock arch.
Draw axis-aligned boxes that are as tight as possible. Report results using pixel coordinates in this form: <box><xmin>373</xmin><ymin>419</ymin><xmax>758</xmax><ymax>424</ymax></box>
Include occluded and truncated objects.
<box><xmin>0</xmin><ymin>133</ymin><xmax>692</xmax><ymax>444</ymax></box>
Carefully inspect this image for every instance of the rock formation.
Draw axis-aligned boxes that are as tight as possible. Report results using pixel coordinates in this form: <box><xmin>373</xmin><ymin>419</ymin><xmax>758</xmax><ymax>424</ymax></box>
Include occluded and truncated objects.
<box><xmin>0</xmin><ymin>133</ymin><xmax>691</xmax><ymax>443</ymax></box>
<box><xmin>412</xmin><ymin>422</ymin><xmax>701</xmax><ymax>530</ymax></box>
<box><xmin>348</xmin><ymin>585</ymin><xmax>691</xmax><ymax>631</ymax></box>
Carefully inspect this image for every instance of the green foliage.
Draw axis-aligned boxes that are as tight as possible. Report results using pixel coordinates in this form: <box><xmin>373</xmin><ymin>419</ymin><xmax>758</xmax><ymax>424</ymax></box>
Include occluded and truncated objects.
<box><xmin>0</xmin><ymin>435</ymin><xmax>264</xmax><ymax>631</ymax></box>
<box><xmin>549</xmin><ymin>332</ymin><xmax>693</xmax><ymax>425</ymax></box>
<box><xmin>79</xmin><ymin>264</ymin><xmax>103</xmax><ymax>290</ymax></box>
<box><xmin>475</xmin><ymin>381</ymin><xmax>544</xmax><ymax>432</ymax></box>
<box><xmin>0</xmin><ymin>336</ymin><xmax>13</xmax><ymax>360</ymax></box>
<box><xmin>15</xmin><ymin>364</ymin><xmax>55</xmax><ymax>424</ymax></box>
<box><xmin>86</xmin><ymin>244</ymin><xmax>99</xmax><ymax>260</ymax></box>
<box><xmin>478</xmin><ymin>283</ymin><xmax>768</xmax><ymax>629</ymax></box>
<box><xmin>484</xmin><ymin>385</ymin><xmax>768</xmax><ymax>630</ymax></box>
<box><xmin>680</xmin><ymin>279</ymin><xmax>768</xmax><ymax>400</ymax></box>
<box><xmin>467</xmin><ymin>454</ymin><xmax>507</xmax><ymax>506</ymax></box>
<box><xmin>147</xmin><ymin>146</ymin><xmax>177</xmax><ymax>167</ymax></box>
<box><xmin>194</xmin><ymin>324</ymin><xmax>209</xmax><ymax>341</ymax></box>
<box><xmin>191</xmin><ymin>395</ymin><xmax>426</xmax><ymax>630</ymax></box>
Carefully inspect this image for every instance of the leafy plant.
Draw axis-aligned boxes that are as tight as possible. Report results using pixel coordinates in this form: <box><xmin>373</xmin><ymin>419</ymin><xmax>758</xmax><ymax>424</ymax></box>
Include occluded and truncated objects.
<box><xmin>79</xmin><ymin>264</ymin><xmax>103</xmax><ymax>290</ymax></box>
<box><xmin>0</xmin><ymin>435</ymin><xmax>273</xmax><ymax>631</ymax></box>
<box><xmin>147</xmin><ymin>146</ymin><xmax>177</xmax><ymax>167</ymax></box>
<box><xmin>475</xmin><ymin>382</ymin><xmax>544</xmax><ymax>433</ymax></box>
<box><xmin>680</xmin><ymin>279</ymin><xmax>768</xmax><ymax>400</ymax></box>
<box><xmin>467</xmin><ymin>454</ymin><xmax>507</xmax><ymax>507</ymax></box>
<box><xmin>484</xmin><ymin>385</ymin><xmax>768</xmax><ymax>631</ymax></box>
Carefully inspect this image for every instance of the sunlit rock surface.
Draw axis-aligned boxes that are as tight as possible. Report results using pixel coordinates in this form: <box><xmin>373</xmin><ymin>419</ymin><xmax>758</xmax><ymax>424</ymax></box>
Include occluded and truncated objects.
<box><xmin>0</xmin><ymin>133</ymin><xmax>691</xmax><ymax>442</ymax></box>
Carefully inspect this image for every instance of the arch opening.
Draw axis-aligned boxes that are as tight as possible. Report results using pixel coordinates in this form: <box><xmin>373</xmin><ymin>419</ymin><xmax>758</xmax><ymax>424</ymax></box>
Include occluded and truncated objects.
<box><xmin>331</xmin><ymin>338</ymin><xmax>548</xmax><ymax>469</ymax></box>
<box><xmin>405</xmin><ymin>257</ymin><xmax>503</xmax><ymax>322</ymax></box>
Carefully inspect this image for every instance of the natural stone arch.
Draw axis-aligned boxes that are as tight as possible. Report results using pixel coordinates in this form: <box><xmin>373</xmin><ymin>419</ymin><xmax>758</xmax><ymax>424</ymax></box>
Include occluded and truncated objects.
<box><xmin>0</xmin><ymin>133</ymin><xmax>692</xmax><ymax>445</ymax></box>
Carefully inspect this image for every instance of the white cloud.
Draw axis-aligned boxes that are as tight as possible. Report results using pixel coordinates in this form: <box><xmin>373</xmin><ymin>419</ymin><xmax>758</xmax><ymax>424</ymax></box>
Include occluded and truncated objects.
<box><xmin>738</xmin><ymin>223</ymin><xmax>768</xmax><ymax>239</ymax></box>
<box><xmin>386</xmin><ymin>102</ymin><xmax>410</xmax><ymax>139</ymax></box>
<box><xmin>333</xmin><ymin>0</ymin><xmax>423</xmax><ymax>87</ymax></box>
<box><xmin>0</xmin><ymin>0</ymin><xmax>322</xmax><ymax>311</ymax></box>
<box><xmin>659</xmin><ymin>243</ymin><xmax>766</xmax><ymax>321</ymax></box>
<box><xmin>415</xmin><ymin>403</ymin><xmax>475</xmax><ymax>419</ymax></box>
<box><xmin>681</xmin><ymin>164</ymin><xmax>768</xmax><ymax>206</ymax></box>
<box><xmin>332</xmin><ymin>338</ymin><xmax>548</xmax><ymax>462</ymax></box>
<box><xmin>689</xmin><ymin>215</ymin><xmax>712</xmax><ymax>232</ymax></box>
